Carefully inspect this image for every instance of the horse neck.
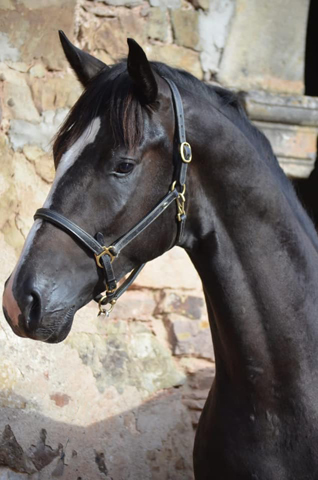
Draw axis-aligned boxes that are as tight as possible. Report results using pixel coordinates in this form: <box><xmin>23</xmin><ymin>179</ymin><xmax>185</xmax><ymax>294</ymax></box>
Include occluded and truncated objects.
<box><xmin>186</xmin><ymin>104</ymin><xmax>318</xmax><ymax>396</ymax></box>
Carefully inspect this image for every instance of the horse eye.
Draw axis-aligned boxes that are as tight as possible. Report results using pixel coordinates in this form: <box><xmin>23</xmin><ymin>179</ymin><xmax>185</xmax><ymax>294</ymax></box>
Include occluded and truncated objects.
<box><xmin>116</xmin><ymin>162</ymin><xmax>134</xmax><ymax>174</ymax></box>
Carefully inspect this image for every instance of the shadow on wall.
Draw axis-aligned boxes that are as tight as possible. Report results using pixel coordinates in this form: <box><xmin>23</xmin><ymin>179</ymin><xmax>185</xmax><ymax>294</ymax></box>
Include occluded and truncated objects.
<box><xmin>0</xmin><ymin>366</ymin><xmax>214</xmax><ymax>480</ymax></box>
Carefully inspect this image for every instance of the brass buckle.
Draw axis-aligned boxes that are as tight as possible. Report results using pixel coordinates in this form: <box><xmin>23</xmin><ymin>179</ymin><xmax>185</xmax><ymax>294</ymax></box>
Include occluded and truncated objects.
<box><xmin>97</xmin><ymin>297</ymin><xmax>117</xmax><ymax>317</ymax></box>
<box><xmin>180</xmin><ymin>142</ymin><xmax>192</xmax><ymax>163</ymax></box>
<box><xmin>94</xmin><ymin>246</ymin><xmax>115</xmax><ymax>268</ymax></box>
<box><xmin>176</xmin><ymin>184</ymin><xmax>186</xmax><ymax>222</ymax></box>
<box><xmin>106</xmin><ymin>283</ymin><xmax>117</xmax><ymax>294</ymax></box>
<box><xmin>170</xmin><ymin>182</ymin><xmax>186</xmax><ymax>222</ymax></box>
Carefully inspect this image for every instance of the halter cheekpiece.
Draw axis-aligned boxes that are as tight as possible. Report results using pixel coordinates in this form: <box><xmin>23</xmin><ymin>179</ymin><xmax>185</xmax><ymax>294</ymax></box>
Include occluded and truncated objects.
<box><xmin>34</xmin><ymin>78</ymin><xmax>192</xmax><ymax>316</ymax></box>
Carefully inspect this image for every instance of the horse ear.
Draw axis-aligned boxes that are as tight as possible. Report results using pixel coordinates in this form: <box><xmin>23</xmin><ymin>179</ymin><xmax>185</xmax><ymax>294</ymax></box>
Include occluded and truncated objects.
<box><xmin>127</xmin><ymin>38</ymin><xmax>158</xmax><ymax>104</ymax></box>
<box><xmin>59</xmin><ymin>30</ymin><xmax>108</xmax><ymax>87</ymax></box>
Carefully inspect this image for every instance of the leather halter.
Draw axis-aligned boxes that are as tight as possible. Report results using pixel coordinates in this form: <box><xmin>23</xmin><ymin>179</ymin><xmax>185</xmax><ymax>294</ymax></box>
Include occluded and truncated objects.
<box><xmin>34</xmin><ymin>78</ymin><xmax>192</xmax><ymax>316</ymax></box>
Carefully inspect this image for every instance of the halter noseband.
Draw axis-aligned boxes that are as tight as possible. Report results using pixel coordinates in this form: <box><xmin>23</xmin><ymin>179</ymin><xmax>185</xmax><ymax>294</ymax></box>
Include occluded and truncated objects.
<box><xmin>34</xmin><ymin>78</ymin><xmax>192</xmax><ymax>316</ymax></box>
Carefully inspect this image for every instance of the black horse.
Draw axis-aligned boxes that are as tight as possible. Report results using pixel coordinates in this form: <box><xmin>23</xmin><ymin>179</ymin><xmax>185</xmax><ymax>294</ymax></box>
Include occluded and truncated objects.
<box><xmin>294</xmin><ymin>161</ymin><xmax>318</xmax><ymax>229</ymax></box>
<box><xmin>3</xmin><ymin>33</ymin><xmax>318</xmax><ymax>479</ymax></box>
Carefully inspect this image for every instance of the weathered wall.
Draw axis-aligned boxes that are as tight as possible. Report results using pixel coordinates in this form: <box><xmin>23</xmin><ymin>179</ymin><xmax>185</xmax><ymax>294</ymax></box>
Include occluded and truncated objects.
<box><xmin>0</xmin><ymin>0</ymin><xmax>315</xmax><ymax>478</ymax></box>
<box><xmin>0</xmin><ymin>1</ymin><xmax>215</xmax><ymax>478</ymax></box>
<box><xmin>218</xmin><ymin>0</ymin><xmax>310</xmax><ymax>94</ymax></box>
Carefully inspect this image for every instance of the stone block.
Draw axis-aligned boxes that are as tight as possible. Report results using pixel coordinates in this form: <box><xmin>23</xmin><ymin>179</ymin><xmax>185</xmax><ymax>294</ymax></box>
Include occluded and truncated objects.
<box><xmin>0</xmin><ymin>468</ymin><xmax>39</xmax><ymax>480</ymax></box>
<box><xmin>0</xmin><ymin>2</ymin><xmax>77</xmax><ymax>70</ymax></box>
<box><xmin>3</xmin><ymin>83</ymin><xmax>40</xmax><ymax>123</ymax></box>
<box><xmin>165</xmin><ymin>313</ymin><xmax>214</xmax><ymax>360</ymax></box>
<box><xmin>9</xmin><ymin>108</ymin><xmax>68</xmax><ymax>152</ymax></box>
<box><xmin>155</xmin><ymin>290</ymin><xmax>206</xmax><ymax>319</ymax></box>
<box><xmin>5</xmin><ymin>63</ymin><xmax>30</xmax><ymax>73</ymax></box>
<box><xmin>101</xmin><ymin>0</ymin><xmax>143</xmax><ymax>6</ymax></box>
<box><xmin>31</xmin><ymin>75</ymin><xmax>82</xmax><ymax>113</ymax></box>
<box><xmin>119</xmin><ymin>8</ymin><xmax>147</xmax><ymax>45</ymax></box>
<box><xmin>180</xmin><ymin>358</ymin><xmax>214</xmax><ymax>426</ymax></box>
<box><xmin>23</xmin><ymin>145</ymin><xmax>54</xmax><ymax>184</ymax></box>
<box><xmin>88</xmin><ymin>18</ymin><xmax>127</xmax><ymax>58</ymax></box>
<box><xmin>188</xmin><ymin>409</ymin><xmax>201</xmax><ymax>427</ymax></box>
<box><xmin>135</xmin><ymin>247</ymin><xmax>203</xmax><ymax>291</ymax></box>
<box><xmin>218</xmin><ymin>0</ymin><xmax>310</xmax><ymax>93</ymax></box>
<box><xmin>83</xmin><ymin>3</ymin><xmax>117</xmax><ymax>17</ymax></box>
<box><xmin>29</xmin><ymin>64</ymin><xmax>46</xmax><ymax>79</ymax></box>
<box><xmin>0</xmin><ymin>135</ymin><xmax>17</xmax><ymax>232</ymax></box>
<box><xmin>171</xmin><ymin>8</ymin><xmax>200</xmax><ymax>51</ymax></box>
<box><xmin>66</xmin><ymin>321</ymin><xmax>185</xmax><ymax>394</ymax></box>
<box><xmin>149</xmin><ymin>317</ymin><xmax>171</xmax><ymax>351</ymax></box>
<box><xmin>145</xmin><ymin>43</ymin><xmax>203</xmax><ymax>79</ymax></box>
<box><xmin>147</xmin><ymin>8</ymin><xmax>170</xmax><ymax>42</ymax></box>
<box><xmin>254</xmin><ymin>121</ymin><xmax>318</xmax><ymax>178</ymax></box>
<box><xmin>0</xmin><ymin>426</ymin><xmax>36</xmax><ymax>474</ymax></box>
<box><xmin>0</xmin><ymin>65</ymin><xmax>40</xmax><ymax>123</ymax></box>
<box><xmin>198</xmin><ymin>0</ymin><xmax>235</xmax><ymax>77</ymax></box>
<box><xmin>0</xmin><ymin>33</ymin><xmax>20</xmax><ymax>63</ymax></box>
<box><xmin>92</xmin><ymin>49</ymin><xmax>114</xmax><ymax>65</ymax></box>
<box><xmin>149</xmin><ymin>0</ymin><xmax>181</xmax><ymax>9</ymax></box>
<box><xmin>110</xmin><ymin>289</ymin><xmax>157</xmax><ymax>320</ymax></box>
<box><xmin>2</xmin><ymin>150</ymin><xmax>50</xmax><ymax>248</ymax></box>
<box><xmin>189</xmin><ymin>0</ymin><xmax>209</xmax><ymax>11</ymax></box>
<box><xmin>88</xmin><ymin>10</ymin><xmax>147</xmax><ymax>57</ymax></box>
<box><xmin>182</xmin><ymin>392</ymin><xmax>206</xmax><ymax>411</ymax></box>
<box><xmin>244</xmin><ymin>90</ymin><xmax>318</xmax><ymax>127</ymax></box>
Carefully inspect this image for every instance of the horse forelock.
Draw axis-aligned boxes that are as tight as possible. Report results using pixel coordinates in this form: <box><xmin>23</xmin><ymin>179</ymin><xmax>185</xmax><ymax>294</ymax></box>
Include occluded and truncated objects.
<box><xmin>53</xmin><ymin>62</ymin><xmax>148</xmax><ymax>162</ymax></box>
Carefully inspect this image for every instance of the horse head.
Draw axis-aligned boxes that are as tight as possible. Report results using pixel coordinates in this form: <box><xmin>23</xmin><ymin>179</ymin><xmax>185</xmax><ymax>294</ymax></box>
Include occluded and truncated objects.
<box><xmin>2</xmin><ymin>33</ymin><xmax>194</xmax><ymax>343</ymax></box>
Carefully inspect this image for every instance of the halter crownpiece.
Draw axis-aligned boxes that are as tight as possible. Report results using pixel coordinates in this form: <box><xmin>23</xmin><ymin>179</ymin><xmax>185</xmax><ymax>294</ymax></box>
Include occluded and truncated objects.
<box><xmin>34</xmin><ymin>78</ymin><xmax>192</xmax><ymax>316</ymax></box>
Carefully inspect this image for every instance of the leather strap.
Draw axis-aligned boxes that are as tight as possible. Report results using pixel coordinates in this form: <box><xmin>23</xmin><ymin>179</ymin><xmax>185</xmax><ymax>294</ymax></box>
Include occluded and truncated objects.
<box><xmin>163</xmin><ymin>78</ymin><xmax>192</xmax><ymax>245</ymax></box>
<box><xmin>34</xmin><ymin>209</ymin><xmax>106</xmax><ymax>256</ymax></box>
<box><xmin>164</xmin><ymin>77</ymin><xmax>191</xmax><ymax>188</ymax></box>
<box><xmin>96</xmin><ymin>264</ymin><xmax>145</xmax><ymax>305</ymax></box>
<box><xmin>112</xmin><ymin>189</ymin><xmax>178</xmax><ymax>255</ymax></box>
<box><xmin>34</xmin><ymin>209</ymin><xmax>118</xmax><ymax>294</ymax></box>
<box><xmin>96</xmin><ymin>232</ymin><xmax>117</xmax><ymax>293</ymax></box>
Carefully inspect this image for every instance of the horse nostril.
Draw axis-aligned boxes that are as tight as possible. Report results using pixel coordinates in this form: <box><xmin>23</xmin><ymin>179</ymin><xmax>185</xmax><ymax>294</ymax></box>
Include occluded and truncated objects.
<box><xmin>26</xmin><ymin>291</ymin><xmax>42</xmax><ymax>332</ymax></box>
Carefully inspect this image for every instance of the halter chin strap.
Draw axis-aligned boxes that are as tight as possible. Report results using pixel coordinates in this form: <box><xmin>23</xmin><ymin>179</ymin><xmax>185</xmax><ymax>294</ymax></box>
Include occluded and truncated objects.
<box><xmin>34</xmin><ymin>78</ymin><xmax>192</xmax><ymax>316</ymax></box>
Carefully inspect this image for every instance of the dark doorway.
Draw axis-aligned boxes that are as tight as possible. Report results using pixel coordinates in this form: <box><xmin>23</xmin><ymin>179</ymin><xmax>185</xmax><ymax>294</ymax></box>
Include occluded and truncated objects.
<box><xmin>305</xmin><ymin>0</ymin><xmax>318</xmax><ymax>96</ymax></box>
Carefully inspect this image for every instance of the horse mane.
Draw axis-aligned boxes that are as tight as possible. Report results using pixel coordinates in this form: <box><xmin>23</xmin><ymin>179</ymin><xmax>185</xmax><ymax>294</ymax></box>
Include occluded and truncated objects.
<box><xmin>53</xmin><ymin>59</ymin><xmax>277</xmax><ymax>174</ymax></box>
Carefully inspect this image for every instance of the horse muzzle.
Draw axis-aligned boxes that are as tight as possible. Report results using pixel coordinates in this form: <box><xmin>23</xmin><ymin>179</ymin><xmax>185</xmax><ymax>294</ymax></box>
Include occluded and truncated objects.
<box><xmin>2</xmin><ymin>272</ymin><xmax>75</xmax><ymax>343</ymax></box>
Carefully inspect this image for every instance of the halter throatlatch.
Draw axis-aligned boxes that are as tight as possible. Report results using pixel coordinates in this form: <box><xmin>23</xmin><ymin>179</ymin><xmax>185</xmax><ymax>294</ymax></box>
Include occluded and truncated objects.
<box><xmin>34</xmin><ymin>78</ymin><xmax>192</xmax><ymax>317</ymax></box>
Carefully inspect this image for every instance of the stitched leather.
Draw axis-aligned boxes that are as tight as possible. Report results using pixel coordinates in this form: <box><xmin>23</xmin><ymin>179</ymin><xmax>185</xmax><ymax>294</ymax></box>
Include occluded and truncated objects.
<box><xmin>34</xmin><ymin>209</ymin><xmax>106</xmax><ymax>255</ymax></box>
<box><xmin>163</xmin><ymin>77</ymin><xmax>189</xmax><ymax>187</ymax></box>
<box><xmin>96</xmin><ymin>232</ymin><xmax>117</xmax><ymax>292</ymax></box>
<box><xmin>163</xmin><ymin>77</ymin><xmax>189</xmax><ymax>244</ymax></box>
<box><xmin>97</xmin><ymin>264</ymin><xmax>146</xmax><ymax>304</ymax></box>
<box><xmin>112</xmin><ymin>189</ymin><xmax>179</xmax><ymax>255</ymax></box>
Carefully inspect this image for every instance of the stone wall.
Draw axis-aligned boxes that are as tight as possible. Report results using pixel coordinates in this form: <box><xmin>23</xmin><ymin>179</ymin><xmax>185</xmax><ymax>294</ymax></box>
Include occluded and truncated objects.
<box><xmin>0</xmin><ymin>0</ymin><xmax>316</xmax><ymax>478</ymax></box>
<box><xmin>0</xmin><ymin>0</ymin><xmax>217</xmax><ymax>478</ymax></box>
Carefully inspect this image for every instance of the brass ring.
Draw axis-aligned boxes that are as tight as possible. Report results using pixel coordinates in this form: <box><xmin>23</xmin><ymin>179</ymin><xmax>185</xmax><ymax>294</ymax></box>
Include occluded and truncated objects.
<box><xmin>180</xmin><ymin>142</ymin><xmax>192</xmax><ymax>163</ymax></box>
<box><xmin>94</xmin><ymin>246</ymin><xmax>116</xmax><ymax>268</ymax></box>
<box><xmin>171</xmin><ymin>182</ymin><xmax>186</xmax><ymax>196</ymax></box>
<box><xmin>98</xmin><ymin>297</ymin><xmax>117</xmax><ymax>317</ymax></box>
<box><xmin>171</xmin><ymin>180</ymin><xmax>177</xmax><ymax>192</ymax></box>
